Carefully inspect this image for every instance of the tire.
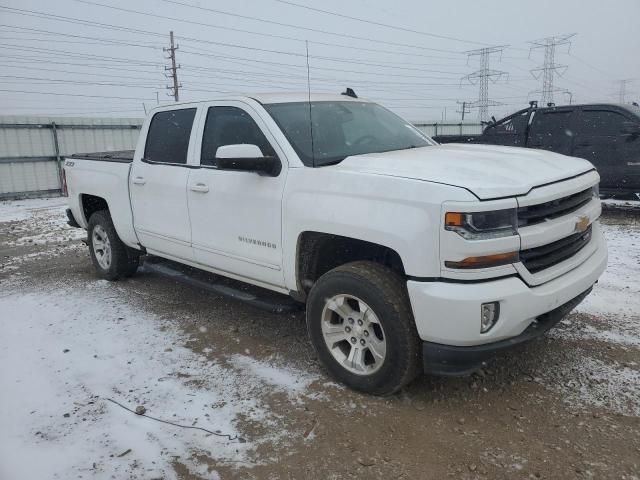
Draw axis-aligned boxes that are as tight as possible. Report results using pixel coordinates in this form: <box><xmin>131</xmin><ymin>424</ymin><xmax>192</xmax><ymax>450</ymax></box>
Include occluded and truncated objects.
<box><xmin>306</xmin><ymin>261</ymin><xmax>421</xmax><ymax>395</ymax></box>
<box><xmin>87</xmin><ymin>210</ymin><xmax>140</xmax><ymax>281</ymax></box>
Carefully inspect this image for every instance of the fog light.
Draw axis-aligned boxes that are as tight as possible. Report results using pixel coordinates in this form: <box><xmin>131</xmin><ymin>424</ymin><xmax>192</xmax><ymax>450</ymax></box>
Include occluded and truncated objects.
<box><xmin>481</xmin><ymin>302</ymin><xmax>500</xmax><ymax>333</ymax></box>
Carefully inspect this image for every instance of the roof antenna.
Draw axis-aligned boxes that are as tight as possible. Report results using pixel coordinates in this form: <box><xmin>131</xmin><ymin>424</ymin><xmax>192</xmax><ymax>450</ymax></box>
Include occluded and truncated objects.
<box><xmin>305</xmin><ymin>40</ymin><xmax>315</xmax><ymax>167</ymax></box>
<box><xmin>342</xmin><ymin>88</ymin><xmax>358</xmax><ymax>98</ymax></box>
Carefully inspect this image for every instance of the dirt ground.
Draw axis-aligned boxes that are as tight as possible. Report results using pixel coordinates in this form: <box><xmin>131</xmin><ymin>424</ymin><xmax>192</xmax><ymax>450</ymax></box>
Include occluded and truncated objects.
<box><xmin>1</xmin><ymin>198</ymin><xmax>639</xmax><ymax>480</ymax></box>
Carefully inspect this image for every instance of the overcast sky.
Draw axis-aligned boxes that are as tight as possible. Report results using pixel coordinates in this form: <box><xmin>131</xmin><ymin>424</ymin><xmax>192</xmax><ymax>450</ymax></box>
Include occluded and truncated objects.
<box><xmin>1</xmin><ymin>0</ymin><xmax>639</xmax><ymax>121</ymax></box>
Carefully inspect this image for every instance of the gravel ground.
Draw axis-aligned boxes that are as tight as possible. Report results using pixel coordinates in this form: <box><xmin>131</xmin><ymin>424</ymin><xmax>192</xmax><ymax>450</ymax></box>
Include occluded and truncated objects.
<box><xmin>0</xmin><ymin>197</ymin><xmax>639</xmax><ymax>480</ymax></box>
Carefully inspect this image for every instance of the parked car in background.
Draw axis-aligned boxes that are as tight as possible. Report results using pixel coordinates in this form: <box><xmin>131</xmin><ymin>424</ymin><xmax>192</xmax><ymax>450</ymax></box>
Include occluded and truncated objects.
<box><xmin>64</xmin><ymin>93</ymin><xmax>606</xmax><ymax>395</ymax></box>
<box><xmin>434</xmin><ymin>103</ymin><xmax>640</xmax><ymax>197</ymax></box>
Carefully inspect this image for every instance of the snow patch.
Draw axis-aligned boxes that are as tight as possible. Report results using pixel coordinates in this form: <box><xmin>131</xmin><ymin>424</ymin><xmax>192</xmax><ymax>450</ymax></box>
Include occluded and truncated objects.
<box><xmin>0</xmin><ymin>283</ymin><xmax>319</xmax><ymax>479</ymax></box>
<box><xmin>544</xmin><ymin>356</ymin><xmax>640</xmax><ymax>417</ymax></box>
<box><xmin>0</xmin><ymin>196</ymin><xmax>69</xmax><ymax>223</ymax></box>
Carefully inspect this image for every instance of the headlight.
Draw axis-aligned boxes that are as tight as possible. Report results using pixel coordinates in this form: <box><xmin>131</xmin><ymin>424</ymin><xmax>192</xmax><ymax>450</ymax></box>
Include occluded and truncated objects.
<box><xmin>592</xmin><ymin>184</ymin><xmax>599</xmax><ymax>198</ymax></box>
<box><xmin>445</xmin><ymin>209</ymin><xmax>517</xmax><ymax>240</ymax></box>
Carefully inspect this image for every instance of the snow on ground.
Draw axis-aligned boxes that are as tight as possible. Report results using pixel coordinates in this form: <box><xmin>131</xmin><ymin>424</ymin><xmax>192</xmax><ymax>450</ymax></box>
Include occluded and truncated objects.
<box><xmin>0</xmin><ymin>196</ymin><xmax>69</xmax><ymax>223</ymax></box>
<box><xmin>0</xmin><ymin>196</ymin><xmax>85</xmax><ymax>246</ymax></box>
<box><xmin>555</xmin><ymin>223</ymin><xmax>640</xmax><ymax>343</ymax></box>
<box><xmin>0</xmin><ymin>281</ymin><xmax>321</xmax><ymax>479</ymax></box>
<box><xmin>1</xmin><ymin>197</ymin><xmax>640</xmax><ymax>478</ymax></box>
<box><xmin>544</xmin><ymin>222</ymin><xmax>640</xmax><ymax>416</ymax></box>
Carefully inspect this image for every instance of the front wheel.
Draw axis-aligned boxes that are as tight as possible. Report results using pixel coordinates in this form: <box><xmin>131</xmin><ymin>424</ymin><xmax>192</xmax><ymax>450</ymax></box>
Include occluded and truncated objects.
<box><xmin>87</xmin><ymin>210</ymin><xmax>139</xmax><ymax>281</ymax></box>
<box><xmin>306</xmin><ymin>261</ymin><xmax>421</xmax><ymax>395</ymax></box>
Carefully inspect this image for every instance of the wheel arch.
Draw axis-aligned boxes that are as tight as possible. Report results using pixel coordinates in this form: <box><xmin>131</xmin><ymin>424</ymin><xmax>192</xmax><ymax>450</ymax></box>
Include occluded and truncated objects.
<box><xmin>294</xmin><ymin>231</ymin><xmax>406</xmax><ymax>300</ymax></box>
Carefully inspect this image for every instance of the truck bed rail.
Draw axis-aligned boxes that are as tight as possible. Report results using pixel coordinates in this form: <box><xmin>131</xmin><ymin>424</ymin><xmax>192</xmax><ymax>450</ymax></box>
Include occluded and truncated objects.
<box><xmin>70</xmin><ymin>150</ymin><xmax>134</xmax><ymax>163</ymax></box>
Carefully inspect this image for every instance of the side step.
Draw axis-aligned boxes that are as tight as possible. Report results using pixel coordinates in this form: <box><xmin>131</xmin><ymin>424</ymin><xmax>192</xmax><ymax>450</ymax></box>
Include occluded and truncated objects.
<box><xmin>141</xmin><ymin>260</ymin><xmax>302</xmax><ymax>314</ymax></box>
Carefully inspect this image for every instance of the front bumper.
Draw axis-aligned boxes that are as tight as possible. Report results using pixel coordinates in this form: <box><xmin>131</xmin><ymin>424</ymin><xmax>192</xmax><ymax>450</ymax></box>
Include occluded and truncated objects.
<box><xmin>406</xmin><ymin>222</ymin><xmax>607</xmax><ymax>373</ymax></box>
<box><xmin>421</xmin><ymin>287</ymin><xmax>591</xmax><ymax>375</ymax></box>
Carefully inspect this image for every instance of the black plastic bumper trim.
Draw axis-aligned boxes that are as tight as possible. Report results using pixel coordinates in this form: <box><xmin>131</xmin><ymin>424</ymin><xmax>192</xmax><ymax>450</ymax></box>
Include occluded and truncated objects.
<box><xmin>422</xmin><ymin>286</ymin><xmax>593</xmax><ymax>376</ymax></box>
<box><xmin>66</xmin><ymin>208</ymin><xmax>81</xmax><ymax>228</ymax></box>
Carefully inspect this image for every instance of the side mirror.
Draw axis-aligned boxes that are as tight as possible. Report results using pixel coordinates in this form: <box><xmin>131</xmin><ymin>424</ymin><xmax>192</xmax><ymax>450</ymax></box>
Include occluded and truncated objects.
<box><xmin>214</xmin><ymin>144</ymin><xmax>281</xmax><ymax>177</ymax></box>
<box><xmin>621</xmin><ymin>121</ymin><xmax>640</xmax><ymax>135</ymax></box>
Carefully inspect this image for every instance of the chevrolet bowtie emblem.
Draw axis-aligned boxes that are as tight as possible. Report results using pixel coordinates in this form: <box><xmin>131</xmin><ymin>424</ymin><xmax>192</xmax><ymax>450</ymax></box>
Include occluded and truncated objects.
<box><xmin>574</xmin><ymin>215</ymin><xmax>590</xmax><ymax>233</ymax></box>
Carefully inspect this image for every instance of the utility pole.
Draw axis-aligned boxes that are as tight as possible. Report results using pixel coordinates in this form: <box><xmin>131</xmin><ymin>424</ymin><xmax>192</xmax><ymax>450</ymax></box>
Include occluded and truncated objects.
<box><xmin>462</xmin><ymin>46</ymin><xmax>508</xmax><ymax>122</ymax></box>
<box><xmin>164</xmin><ymin>31</ymin><xmax>181</xmax><ymax>102</ymax></box>
<box><xmin>529</xmin><ymin>34</ymin><xmax>575</xmax><ymax>105</ymax></box>
<box><xmin>456</xmin><ymin>101</ymin><xmax>470</xmax><ymax>121</ymax></box>
<box><xmin>616</xmin><ymin>79</ymin><xmax>634</xmax><ymax>103</ymax></box>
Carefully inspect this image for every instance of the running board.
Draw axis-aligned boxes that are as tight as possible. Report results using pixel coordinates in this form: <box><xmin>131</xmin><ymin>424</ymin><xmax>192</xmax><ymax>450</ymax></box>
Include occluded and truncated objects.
<box><xmin>141</xmin><ymin>260</ymin><xmax>301</xmax><ymax>314</ymax></box>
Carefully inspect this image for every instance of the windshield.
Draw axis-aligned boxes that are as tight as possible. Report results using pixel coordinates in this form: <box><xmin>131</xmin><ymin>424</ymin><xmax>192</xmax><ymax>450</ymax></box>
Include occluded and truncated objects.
<box><xmin>264</xmin><ymin>101</ymin><xmax>434</xmax><ymax>167</ymax></box>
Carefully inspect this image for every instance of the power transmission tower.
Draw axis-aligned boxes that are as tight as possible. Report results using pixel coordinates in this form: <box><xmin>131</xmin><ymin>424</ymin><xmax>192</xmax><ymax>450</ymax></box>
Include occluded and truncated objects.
<box><xmin>456</xmin><ymin>101</ymin><xmax>470</xmax><ymax>121</ymax></box>
<box><xmin>529</xmin><ymin>34</ymin><xmax>575</xmax><ymax>105</ymax></box>
<box><xmin>616</xmin><ymin>79</ymin><xmax>634</xmax><ymax>103</ymax></box>
<box><xmin>462</xmin><ymin>46</ymin><xmax>508</xmax><ymax>122</ymax></box>
<box><xmin>164</xmin><ymin>31</ymin><xmax>182</xmax><ymax>102</ymax></box>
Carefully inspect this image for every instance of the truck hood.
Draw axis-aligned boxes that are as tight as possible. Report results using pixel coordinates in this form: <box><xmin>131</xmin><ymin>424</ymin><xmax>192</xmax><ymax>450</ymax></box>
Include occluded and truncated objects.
<box><xmin>336</xmin><ymin>144</ymin><xmax>595</xmax><ymax>199</ymax></box>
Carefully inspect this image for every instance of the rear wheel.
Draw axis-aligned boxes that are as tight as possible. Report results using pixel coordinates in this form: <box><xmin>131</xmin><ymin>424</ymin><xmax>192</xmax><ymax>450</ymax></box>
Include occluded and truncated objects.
<box><xmin>306</xmin><ymin>261</ymin><xmax>421</xmax><ymax>395</ymax></box>
<box><xmin>87</xmin><ymin>210</ymin><xmax>139</xmax><ymax>281</ymax></box>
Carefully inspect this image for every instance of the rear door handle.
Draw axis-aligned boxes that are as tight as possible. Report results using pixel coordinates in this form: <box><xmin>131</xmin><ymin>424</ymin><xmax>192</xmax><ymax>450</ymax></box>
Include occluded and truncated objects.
<box><xmin>190</xmin><ymin>183</ymin><xmax>209</xmax><ymax>193</ymax></box>
<box><xmin>132</xmin><ymin>176</ymin><xmax>146</xmax><ymax>185</ymax></box>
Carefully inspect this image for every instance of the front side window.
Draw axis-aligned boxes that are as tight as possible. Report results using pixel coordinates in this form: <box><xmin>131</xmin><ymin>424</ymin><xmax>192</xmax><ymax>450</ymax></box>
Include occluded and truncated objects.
<box><xmin>144</xmin><ymin>108</ymin><xmax>196</xmax><ymax>164</ymax></box>
<box><xmin>201</xmin><ymin>106</ymin><xmax>276</xmax><ymax>166</ymax></box>
<box><xmin>529</xmin><ymin>110</ymin><xmax>573</xmax><ymax>137</ymax></box>
<box><xmin>264</xmin><ymin>101</ymin><xmax>433</xmax><ymax>167</ymax></box>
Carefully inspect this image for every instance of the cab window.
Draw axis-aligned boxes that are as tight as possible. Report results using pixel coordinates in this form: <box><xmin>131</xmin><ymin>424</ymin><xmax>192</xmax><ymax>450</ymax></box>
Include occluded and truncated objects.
<box><xmin>144</xmin><ymin>108</ymin><xmax>196</xmax><ymax>165</ymax></box>
<box><xmin>577</xmin><ymin>110</ymin><xmax>629</xmax><ymax>136</ymax></box>
<box><xmin>201</xmin><ymin>107</ymin><xmax>276</xmax><ymax>166</ymax></box>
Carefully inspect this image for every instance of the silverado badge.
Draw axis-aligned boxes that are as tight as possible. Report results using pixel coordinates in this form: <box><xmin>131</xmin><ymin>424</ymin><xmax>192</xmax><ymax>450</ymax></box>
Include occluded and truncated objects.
<box><xmin>574</xmin><ymin>215</ymin><xmax>590</xmax><ymax>233</ymax></box>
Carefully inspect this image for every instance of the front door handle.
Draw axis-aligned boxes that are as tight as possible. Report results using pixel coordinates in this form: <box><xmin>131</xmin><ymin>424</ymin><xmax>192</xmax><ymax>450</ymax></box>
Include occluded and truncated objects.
<box><xmin>190</xmin><ymin>183</ymin><xmax>209</xmax><ymax>193</ymax></box>
<box><xmin>132</xmin><ymin>176</ymin><xmax>146</xmax><ymax>185</ymax></box>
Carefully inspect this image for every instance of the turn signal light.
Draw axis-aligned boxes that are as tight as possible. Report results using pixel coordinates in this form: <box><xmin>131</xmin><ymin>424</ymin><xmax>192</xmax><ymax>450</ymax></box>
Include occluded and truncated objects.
<box><xmin>444</xmin><ymin>251</ymin><xmax>519</xmax><ymax>269</ymax></box>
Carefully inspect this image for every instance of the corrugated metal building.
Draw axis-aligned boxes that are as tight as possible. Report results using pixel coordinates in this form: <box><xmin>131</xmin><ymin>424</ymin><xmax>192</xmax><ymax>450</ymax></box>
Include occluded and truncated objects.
<box><xmin>1</xmin><ymin>115</ymin><xmax>484</xmax><ymax>200</ymax></box>
<box><xmin>0</xmin><ymin>115</ymin><xmax>142</xmax><ymax>199</ymax></box>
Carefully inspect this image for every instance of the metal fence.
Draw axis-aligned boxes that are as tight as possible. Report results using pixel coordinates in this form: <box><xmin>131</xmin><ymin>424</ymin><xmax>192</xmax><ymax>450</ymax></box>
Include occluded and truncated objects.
<box><xmin>0</xmin><ymin>116</ymin><xmax>483</xmax><ymax>200</ymax></box>
<box><xmin>413</xmin><ymin>122</ymin><xmax>484</xmax><ymax>137</ymax></box>
<box><xmin>0</xmin><ymin>116</ymin><xmax>142</xmax><ymax>199</ymax></box>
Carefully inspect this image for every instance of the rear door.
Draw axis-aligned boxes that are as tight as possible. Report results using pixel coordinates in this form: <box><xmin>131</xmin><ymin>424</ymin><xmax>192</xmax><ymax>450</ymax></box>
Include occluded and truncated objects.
<box><xmin>130</xmin><ymin>107</ymin><xmax>198</xmax><ymax>261</ymax></box>
<box><xmin>571</xmin><ymin>107</ymin><xmax>640</xmax><ymax>193</ymax></box>
<box><xmin>187</xmin><ymin>102</ymin><xmax>287</xmax><ymax>289</ymax></box>
<box><xmin>526</xmin><ymin>108</ymin><xmax>575</xmax><ymax>155</ymax></box>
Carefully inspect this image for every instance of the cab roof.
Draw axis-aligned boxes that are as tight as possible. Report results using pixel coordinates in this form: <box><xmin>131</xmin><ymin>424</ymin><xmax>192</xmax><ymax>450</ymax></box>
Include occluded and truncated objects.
<box><xmin>250</xmin><ymin>92</ymin><xmax>367</xmax><ymax>104</ymax></box>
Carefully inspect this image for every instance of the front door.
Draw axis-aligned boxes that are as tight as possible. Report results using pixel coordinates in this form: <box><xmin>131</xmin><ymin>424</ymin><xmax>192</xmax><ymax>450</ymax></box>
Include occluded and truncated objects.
<box><xmin>187</xmin><ymin>103</ymin><xmax>287</xmax><ymax>289</ymax></box>
<box><xmin>527</xmin><ymin>108</ymin><xmax>575</xmax><ymax>155</ymax></box>
<box><xmin>572</xmin><ymin>107</ymin><xmax>640</xmax><ymax>193</ymax></box>
<box><xmin>130</xmin><ymin>107</ymin><xmax>197</xmax><ymax>260</ymax></box>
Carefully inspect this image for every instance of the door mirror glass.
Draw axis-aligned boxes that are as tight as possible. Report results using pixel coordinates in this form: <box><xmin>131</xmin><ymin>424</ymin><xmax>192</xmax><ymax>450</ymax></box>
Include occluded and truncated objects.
<box><xmin>215</xmin><ymin>144</ymin><xmax>281</xmax><ymax>176</ymax></box>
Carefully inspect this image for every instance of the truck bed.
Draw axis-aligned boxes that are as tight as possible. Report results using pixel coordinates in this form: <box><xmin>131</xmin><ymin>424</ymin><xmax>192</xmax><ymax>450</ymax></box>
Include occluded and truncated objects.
<box><xmin>70</xmin><ymin>150</ymin><xmax>134</xmax><ymax>163</ymax></box>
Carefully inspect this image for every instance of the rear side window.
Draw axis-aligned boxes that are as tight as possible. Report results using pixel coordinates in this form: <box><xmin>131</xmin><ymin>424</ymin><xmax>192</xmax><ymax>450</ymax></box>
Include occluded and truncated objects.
<box><xmin>201</xmin><ymin>106</ymin><xmax>276</xmax><ymax>166</ymax></box>
<box><xmin>577</xmin><ymin>110</ymin><xmax>628</xmax><ymax>136</ymax></box>
<box><xmin>529</xmin><ymin>111</ymin><xmax>573</xmax><ymax>136</ymax></box>
<box><xmin>144</xmin><ymin>108</ymin><xmax>197</xmax><ymax>164</ymax></box>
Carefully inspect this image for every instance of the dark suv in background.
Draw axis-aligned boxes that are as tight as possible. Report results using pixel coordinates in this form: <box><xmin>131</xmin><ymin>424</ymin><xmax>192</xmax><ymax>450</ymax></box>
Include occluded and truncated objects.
<box><xmin>435</xmin><ymin>103</ymin><xmax>640</xmax><ymax>197</ymax></box>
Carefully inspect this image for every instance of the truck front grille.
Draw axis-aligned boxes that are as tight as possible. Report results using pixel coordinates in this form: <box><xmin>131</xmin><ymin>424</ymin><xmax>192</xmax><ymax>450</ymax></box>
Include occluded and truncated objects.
<box><xmin>520</xmin><ymin>225</ymin><xmax>593</xmax><ymax>273</ymax></box>
<box><xmin>517</xmin><ymin>188</ymin><xmax>593</xmax><ymax>227</ymax></box>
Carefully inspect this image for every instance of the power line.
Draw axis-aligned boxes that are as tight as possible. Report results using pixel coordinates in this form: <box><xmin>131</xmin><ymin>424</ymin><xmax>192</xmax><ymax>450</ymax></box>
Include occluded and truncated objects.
<box><xmin>73</xmin><ymin>0</ymin><xmax>465</xmax><ymax>55</ymax></box>
<box><xmin>273</xmin><ymin>0</ymin><xmax>487</xmax><ymax>46</ymax></box>
<box><xmin>0</xmin><ymin>88</ymin><xmax>157</xmax><ymax>100</ymax></box>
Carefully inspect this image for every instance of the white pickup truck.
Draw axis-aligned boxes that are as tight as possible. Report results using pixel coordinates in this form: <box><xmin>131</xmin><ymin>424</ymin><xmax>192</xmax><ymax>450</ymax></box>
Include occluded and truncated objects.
<box><xmin>65</xmin><ymin>93</ymin><xmax>607</xmax><ymax>395</ymax></box>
